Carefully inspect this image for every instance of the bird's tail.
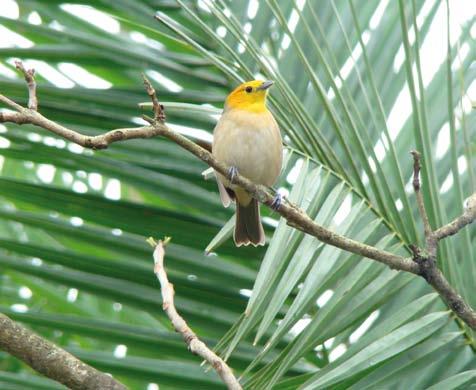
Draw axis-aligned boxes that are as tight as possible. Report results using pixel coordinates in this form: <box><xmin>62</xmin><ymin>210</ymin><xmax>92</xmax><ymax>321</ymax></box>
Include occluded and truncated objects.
<box><xmin>234</xmin><ymin>199</ymin><xmax>265</xmax><ymax>246</ymax></box>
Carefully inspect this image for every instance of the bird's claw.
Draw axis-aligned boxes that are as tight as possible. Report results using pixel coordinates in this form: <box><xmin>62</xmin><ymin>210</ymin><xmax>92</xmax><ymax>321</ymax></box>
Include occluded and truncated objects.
<box><xmin>158</xmin><ymin>104</ymin><xmax>166</xmax><ymax>121</ymax></box>
<box><xmin>270</xmin><ymin>193</ymin><xmax>283</xmax><ymax>211</ymax></box>
<box><xmin>228</xmin><ymin>166</ymin><xmax>239</xmax><ymax>183</ymax></box>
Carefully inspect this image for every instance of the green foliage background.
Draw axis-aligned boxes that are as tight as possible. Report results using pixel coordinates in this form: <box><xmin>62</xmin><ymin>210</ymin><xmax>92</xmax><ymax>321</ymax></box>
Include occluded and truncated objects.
<box><xmin>0</xmin><ymin>0</ymin><xmax>474</xmax><ymax>389</ymax></box>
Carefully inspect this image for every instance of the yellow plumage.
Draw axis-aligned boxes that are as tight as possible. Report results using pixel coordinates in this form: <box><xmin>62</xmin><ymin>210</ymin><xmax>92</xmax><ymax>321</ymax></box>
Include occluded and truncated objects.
<box><xmin>212</xmin><ymin>80</ymin><xmax>282</xmax><ymax>246</ymax></box>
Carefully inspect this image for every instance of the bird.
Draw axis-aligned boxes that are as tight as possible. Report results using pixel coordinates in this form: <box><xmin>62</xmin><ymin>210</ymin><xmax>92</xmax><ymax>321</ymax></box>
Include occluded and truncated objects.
<box><xmin>212</xmin><ymin>80</ymin><xmax>283</xmax><ymax>247</ymax></box>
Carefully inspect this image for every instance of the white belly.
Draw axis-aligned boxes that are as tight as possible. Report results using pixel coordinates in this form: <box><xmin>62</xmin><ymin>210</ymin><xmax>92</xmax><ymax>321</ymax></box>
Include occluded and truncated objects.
<box><xmin>212</xmin><ymin>109</ymin><xmax>282</xmax><ymax>187</ymax></box>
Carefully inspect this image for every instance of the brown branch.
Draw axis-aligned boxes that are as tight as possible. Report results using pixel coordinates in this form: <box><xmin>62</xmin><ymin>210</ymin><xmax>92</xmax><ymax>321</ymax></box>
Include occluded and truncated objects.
<box><xmin>142</xmin><ymin>74</ymin><xmax>165</xmax><ymax>122</ymax></box>
<box><xmin>1</xmin><ymin>63</ymin><xmax>476</xmax><ymax>331</ymax></box>
<box><xmin>0</xmin><ymin>313</ymin><xmax>126</xmax><ymax>390</ymax></box>
<box><xmin>151</xmin><ymin>238</ymin><xmax>242</xmax><ymax>390</ymax></box>
<box><xmin>0</xmin><ymin>92</ymin><xmax>24</xmax><ymax>112</ymax></box>
<box><xmin>0</xmin><ymin>104</ymin><xmax>162</xmax><ymax>150</ymax></box>
<box><xmin>148</xmin><ymin>122</ymin><xmax>420</xmax><ymax>273</ymax></box>
<box><xmin>411</xmin><ymin>152</ymin><xmax>476</xmax><ymax>328</ymax></box>
<box><xmin>433</xmin><ymin>193</ymin><xmax>476</xmax><ymax>240</ymax></box>
<box><xmin>15</xmin><ymin>61</ymin><xmax>37</xmax><ymax>111</ymax></box>
<box><xmin>411</xmin><ymin>150</ymin><xmax>432</xmax><ymax>237</ymax></box>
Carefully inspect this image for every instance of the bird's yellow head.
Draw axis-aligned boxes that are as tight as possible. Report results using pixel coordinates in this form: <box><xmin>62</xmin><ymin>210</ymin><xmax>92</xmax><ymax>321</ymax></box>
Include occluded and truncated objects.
<box><xmin>225</xmin><ymin>80</ymin><xmax>273</xmax><ymax>113</ymax></box>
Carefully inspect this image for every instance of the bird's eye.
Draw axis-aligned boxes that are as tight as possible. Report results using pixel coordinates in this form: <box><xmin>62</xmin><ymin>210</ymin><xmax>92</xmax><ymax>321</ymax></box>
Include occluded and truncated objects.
<box><xmin>245</xmin><ymin>86</ymin><xmax>253</xmax><ymax>93</ymax></box>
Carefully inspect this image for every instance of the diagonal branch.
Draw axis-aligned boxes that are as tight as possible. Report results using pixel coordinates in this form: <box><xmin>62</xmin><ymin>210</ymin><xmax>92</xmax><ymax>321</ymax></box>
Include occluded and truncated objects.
<box><xmin>433</xmin><ymin>195</ymin><xmax>476</xmax><ymax>240</ymax></box>
<box><xmin>0</xmin><ymin>313</ymin><xmax>126</xmax><ymax>390</ymax></box>
<box><xmin>1</xmin><ymin>62</ymin><xmax>475</xmax><ymax>331</ymax></box>
<box><xmin>153</xmin><ymin>122</ymin><xmax>420</xmax><ymax>273</ymax></box>
<box><xmin>0</xmin><ymin>91</ymin><xmax>24</xmax><ymax>112</ymax></box>
<box><xmin>151</xmin><ymin>238</ymin><xmax>242</xmax><ymax>390</ymax></box>
<box><xmin>411</xmin><ymin>151</ymin><xmax>476</xmax><ymax>328</ymax></box>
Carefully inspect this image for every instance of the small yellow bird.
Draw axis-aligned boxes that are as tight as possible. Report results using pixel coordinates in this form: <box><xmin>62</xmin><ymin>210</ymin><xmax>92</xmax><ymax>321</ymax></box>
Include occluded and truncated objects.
<box><xmin>213</xmin><ymin>80</ymin><xmax>283</xmax><ymax>246</ymax></box>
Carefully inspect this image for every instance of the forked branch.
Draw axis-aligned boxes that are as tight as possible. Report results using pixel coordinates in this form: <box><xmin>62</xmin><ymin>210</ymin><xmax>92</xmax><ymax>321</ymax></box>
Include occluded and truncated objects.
<box><xmin>410</xmin><ymin>151</ymin><xmax>476</xmax><ymax>328</ymax></box>
<box><xmin>150</xmin><ymin>238</ymin><xmax>242</xmax><ymax>390</ymax></box>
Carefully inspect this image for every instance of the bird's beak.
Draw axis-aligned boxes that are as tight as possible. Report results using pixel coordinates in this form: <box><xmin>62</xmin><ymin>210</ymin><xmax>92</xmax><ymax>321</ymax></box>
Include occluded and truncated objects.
<box><xmin>257</xmin><ymin>80</ymin><xmax>274</xmax><ymax>91</ymax></box>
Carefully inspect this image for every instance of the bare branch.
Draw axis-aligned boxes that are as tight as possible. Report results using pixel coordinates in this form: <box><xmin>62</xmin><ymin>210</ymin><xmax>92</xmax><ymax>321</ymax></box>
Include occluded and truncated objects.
<box><xmin>411</xmin><ymin>150</ymin><xmax>432</xmax><ymax>238</ymax></box>
<box><xmin>433</xmin><ymin>193</ymin><xmax>476</xmax><ymax>240</ymax></box>
<box><xmin>0</xmin><ymin>62</ymin><xmax>167</xmax><ymax>150</ymax></box>
<box><xmin>410</xmin><ymin>151</ymin><xmax>476</xmax><ymax>329</ymax></box>
<box><xmin>0</xmin><ymin>93</ymin><xmax>24</xmax><ymax>112</ymax></box>
<box><xmin>0</xmin><ymin>313</ymin><xmax>126</xmax><ymax>390</ymax></box>
<box><xmin>0</xmin><ymin>105</ymin><xmax>163</xmax><ymax>149</ymax></box>
<box><xmin>419</xmin><ymin>264</ymin><xmax>476</xmax><ymax>328</ymax></box>
<box><xmin>151</xmin><ymin>120</ymin><xmax>421</xmax><ymax>274</ymax></box>
<box><xmin>15</xmin><ymin>61</ymin><xmax>38</xmax><ymax>111</ymax></box>
<box><xmin>152</xmin><ymin>238</ymin><xmax>242</xmax><ymax>390</ymax></box>
<box><xmin>142</xmin><ymin>74</ymin><xmax>165</xmax><ymax>122</ymax></box>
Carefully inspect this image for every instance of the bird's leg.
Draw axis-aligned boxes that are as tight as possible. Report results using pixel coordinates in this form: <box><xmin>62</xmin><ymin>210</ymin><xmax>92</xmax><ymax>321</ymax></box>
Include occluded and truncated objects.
<box><xmin>270</xmin><ymin>193</ymin><xmax>283</xmax><ymax>211</ymax></box>
<box><xmin>228</xmin><ymin>166</ymin><xmax>239</xmax><ymax>184</ymax></box>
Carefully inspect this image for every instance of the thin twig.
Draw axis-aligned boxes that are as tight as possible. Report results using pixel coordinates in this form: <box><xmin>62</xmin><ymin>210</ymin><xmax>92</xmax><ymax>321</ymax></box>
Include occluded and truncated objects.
<box><xmin>158</xmin><ymin>126</ymin><xmax>421</xmax><ymax>269</ymax></box>
<box><xmin>142</xmin><ymin>74</ymin><xmax>165</xmax><ymax>121</ymax></box>
<box><xmin>410</xmin><ymin>151</ymin><xmax>476</xmax><ymax>329</ymax></box>
<box><xmin>433</xmin><ymin>193</ymin><xmax>476</xmax><ymax>240</ymax></box>
<box><xmin>0</xmin><ymin>92</ymin><xmax>24</xmax><ymax>111</ymax></box>
<box><xmin>15</xmin><ymin>61</ymin><xmax>38</xmax><ymax>111</ymax></box>
<box><xmin>0</xmin><ymin>93</ymin><xmax>162</xmax><ymax>149</ymax></box>
<box><xmin>0</xmin><ymin>104</ymin><xmax>161</xmax><ymax>149</ymax></box>
<box><xmin>151</xmin><ymin>238</ymin><xmax>242</xmax><ymax>390</ymax></box>
<box><xmin>411</xmin><ymin>150</ymin><xmax>432</xmax><ymax>237</ymax></box>
<box><xmin>0</xmin><ymin>313</ymin><xmax>126</xmax><ymax>390</ymax></box>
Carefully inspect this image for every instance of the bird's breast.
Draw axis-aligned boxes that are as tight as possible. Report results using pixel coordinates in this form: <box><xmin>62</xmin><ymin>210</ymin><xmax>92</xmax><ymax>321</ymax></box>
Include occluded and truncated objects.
<box><xmin>212</xmin><ymin>109</ymin><xmax>283</xmax><ymax>187</ymax></box>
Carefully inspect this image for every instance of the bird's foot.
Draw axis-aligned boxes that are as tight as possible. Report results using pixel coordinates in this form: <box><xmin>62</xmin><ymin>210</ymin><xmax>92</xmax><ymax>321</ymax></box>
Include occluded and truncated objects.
<box><xmin>270</xmin><ymin>193</ymin><xmax>283</xmax><ymax>211</ymax></box>
<box><xmin>228</xmin><ymin>166</ymin><xmax>239</xmax><ymax>183</ymax></box>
